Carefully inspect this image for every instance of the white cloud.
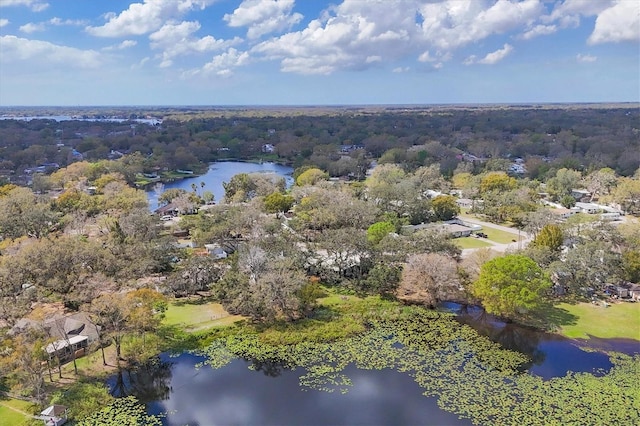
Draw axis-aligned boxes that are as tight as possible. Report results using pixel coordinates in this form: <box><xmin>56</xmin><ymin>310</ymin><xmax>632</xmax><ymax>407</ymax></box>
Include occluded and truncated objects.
<box><xmin>184</xmin><ymin>47</ymin><xmax>250</xmax><ymax>77</ymax></box>
<box><xmin>392</xmin><ymin>66</ymin><xmax>410</xmax><ymax>73</ymax></box>
<box><xmin>19</xmin><ymin>22</ymin><xmax>46</xmax><ymax>33</ymax></box>
<box><xmin>418</xmin><ymin>0</ymin><xmax>544</xmax><ymax>50</ymax></box>
<box><xmin>576</xmin><ymin>53</ymin><xmax>597</xmax><ymax>63</ymax></box>
<box><xmin>253</xmin><ymin>0</ymin><xmax>544</xmax><ymax>75</ymax></box>
<box><xmin>519</xmin><ymin>24</ymin><xmax>557</xmax><ymax>40</ymax></box>
<box><xmin>588</xmin><ymin>1</ymin><xmax>640</xmax><ymax>44</ymax></box>
<box><xmin>49</xmin><ymin>17</ymin><xmax>88</xmax><ymax>27</ymax></box>
<box><xmin>0</xmin><ymin>19</ymin><xmax>9</xmax><ymax>27</ymax></box>
<box><xmin>253</xmin><ymin>0</ymin><xmax>419</xmax><ymax>74</ymax></box>
<box><xmin>465</xmin><ymin>43</ymin><xmax>513</xmax><ymax>65</ymax></box>
<box><xmin>86</xmin><ymin>0</ymin><xmax>215</xmax><ymax>37</ymax></box>
<box><xmin>0</xmin><ymin>35</ymin><xmax>101</xmax><ymax>69</ymax></box>
<box><xmin>149</xmin><ymin>20</ymin><xmax>242</xmax><ymax>68</ymax></box>
<box><xmin>224</xmin><ymin>0</ymin><xmax>303</xmax><ymax>39</ymax></box>
<box><xmin>0</xmin><ymin>0</ymin><xmax>49</xmax><ymax>12</ymax></box>
<box><xmin>103</xmin><ymin>40</ymin><xmax>138</xmax><ymax>51</ymax></box>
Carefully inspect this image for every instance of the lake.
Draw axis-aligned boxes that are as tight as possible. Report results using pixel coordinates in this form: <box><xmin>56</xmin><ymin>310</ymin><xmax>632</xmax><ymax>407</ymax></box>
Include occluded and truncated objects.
<box><xmin>109</xmin><ymin>353</ymin><xmax>471</xmax><ymax>426</ymax></box>
<box><xmin>107</xmin><ymin>305</ymin><xmax>638</xmax><ymax>425</ymax></box>
<box><xmin>146</xmin><ymin>161</ymin><xmax>294</xmax><ymax>211</ymax></box>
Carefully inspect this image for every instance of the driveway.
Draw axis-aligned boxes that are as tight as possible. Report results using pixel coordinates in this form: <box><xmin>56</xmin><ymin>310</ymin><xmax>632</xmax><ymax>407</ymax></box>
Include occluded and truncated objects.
<box><xmin>459</xmin><ymin>216</ymin><xmax>532</xmax><ymax>257</ymax></box>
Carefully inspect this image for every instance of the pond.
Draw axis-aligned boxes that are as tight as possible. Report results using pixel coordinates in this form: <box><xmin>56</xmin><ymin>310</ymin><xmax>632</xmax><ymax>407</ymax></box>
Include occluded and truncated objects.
<box><xmin>146</xmin><ymin>161</ymin><xmax>294</xmax><ymax>211</ymax></box>
<box><xmin>107</xmin><ymin>305</ymin><xmax>638</xmax><ymax>425</ymax></box>
<box><xmin>108</xmin><ymin>353</ymin><xmax>471</xmax><ymax>426</ymax></box>
<box><xmin>440</xmin><ymin>302</ymin><xmax>632</xmax><ymax>379</ymax></box>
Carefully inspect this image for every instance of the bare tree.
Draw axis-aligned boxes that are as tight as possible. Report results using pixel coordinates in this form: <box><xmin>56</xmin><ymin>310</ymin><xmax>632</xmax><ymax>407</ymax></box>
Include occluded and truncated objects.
<box><xmin>398</xmin><ymin>253</ymin><xmax>462</xmax><ymax>307</ymax></box>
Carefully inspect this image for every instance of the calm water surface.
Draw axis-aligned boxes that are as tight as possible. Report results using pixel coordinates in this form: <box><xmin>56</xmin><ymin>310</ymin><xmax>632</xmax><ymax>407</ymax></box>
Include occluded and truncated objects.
<box><xmin>107</xmin><ymin>304</ymin><xmax>639</xmax><ymax>426</ymax></box>
<box><xmin>108</xmin><ymin>352</ymin><xmax>470</xmax><ymax>426</ymax></box>
<box><xmin>146</xmin><ymin>161</ymin><xmax>293</xmax><ymax>210</ymax></box>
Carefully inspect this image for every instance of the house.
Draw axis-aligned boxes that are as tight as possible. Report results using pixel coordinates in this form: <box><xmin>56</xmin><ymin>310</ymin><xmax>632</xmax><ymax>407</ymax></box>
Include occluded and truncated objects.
<box><xmin>408</xmin><ymin>222</ymin><xmax>476</xmax><ymax>238</ymax></box>
<box><xmin>574</xmin><ymin>202</ymin><xmax>602</xmax><ymax>214</ymax></box>
<box><xmin>628</xmin><ymin>284</ymin><xmax>640</xmax><ymax>301</ymax></box>
<box><xmin>205</xmin><ymin>244</ymin><xmax>228</xmax><ymax>259</ymax></box>
<box><xmin>155</xmin><ymin>202</ymin><xmax>179</xmax><ymax>217</ymax></box>
<box><xmin>549</xmin><ymin>208</ymin><xmax>578</xmax><ymax>220</ymax></box>
<box><xmin>262</xmin><ymin>143</ymin><xmax>275</xmax><ymax>153</ymax></box>
<box><xmin>571</xmin><ymin>189</ymin><xmax>591</xmax><ymax>201</ymax></box>
<box><xmin>39</xmin><ymin>404</ymin><xmax>68</xmax><ymax>426</ymax></box>
<box><xmin>10</xmin><ymin>312</ymin><xmax>99</xmax><ymax>364</ymax></box>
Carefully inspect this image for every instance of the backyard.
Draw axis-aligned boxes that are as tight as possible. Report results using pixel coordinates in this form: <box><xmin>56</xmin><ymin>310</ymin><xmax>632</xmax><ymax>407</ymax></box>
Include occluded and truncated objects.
<box><xmin>555</xmin><ymin>301</ymin><xmax>640</xmax><ymax>340</ymax></box>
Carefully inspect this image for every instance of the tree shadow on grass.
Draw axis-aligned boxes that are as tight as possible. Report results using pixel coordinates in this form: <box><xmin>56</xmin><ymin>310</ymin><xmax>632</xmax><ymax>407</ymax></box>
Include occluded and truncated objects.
<box><xmin>529</xmin><ymin>301</ymin><xmax>579</xmax><ymax>331</ymax></box>
<box><xmin>172</xmin><ymin>294</ymin><xmax>215</xmax><ymax>306</ymax></box>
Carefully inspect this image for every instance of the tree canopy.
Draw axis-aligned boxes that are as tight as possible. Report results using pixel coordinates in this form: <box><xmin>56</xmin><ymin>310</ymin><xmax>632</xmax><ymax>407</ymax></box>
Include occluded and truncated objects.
<box><xmin>472</xmin><ymin>254</ymin><xmax>551</xmax><ymax>319</ymax></box>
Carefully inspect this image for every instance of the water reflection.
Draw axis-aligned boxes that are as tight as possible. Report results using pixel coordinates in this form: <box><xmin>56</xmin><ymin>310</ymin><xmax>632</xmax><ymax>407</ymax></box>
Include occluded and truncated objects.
<box><xmin>106</xmin><ymin>358</ymin><xmax>174</xmax><ymax>401</ymax></box>
<box><xmin>440</xmin><ymin>302</ymin><xmax>617</xmax><ymax>379</ymax></box>
<box><xmin>132</xmin><ymin>353</ymin><xmax>471</xmax><ymax>426</ymax></box>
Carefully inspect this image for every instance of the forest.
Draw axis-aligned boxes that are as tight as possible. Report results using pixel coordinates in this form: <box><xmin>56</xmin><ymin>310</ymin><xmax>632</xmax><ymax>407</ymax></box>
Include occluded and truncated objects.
<box><xmin>0</xmin><ymin>105</ymin><xmax>639</xmax><ymax>424</ymax></box>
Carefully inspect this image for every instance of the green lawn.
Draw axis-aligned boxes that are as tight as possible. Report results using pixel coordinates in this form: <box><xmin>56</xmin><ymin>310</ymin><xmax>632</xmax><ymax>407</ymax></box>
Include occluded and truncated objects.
<box><xmin>481</xmin><ymin>226</ymin><xmax>523</xmax><ymax>244</ymax></box>
<box><xmin>555</xmin><ymin>301</ymin><xmax>640</xmax><ymax>340</ymax></box>
<box><xmin>455</xmin><ymin>237</ymin><xmax>493</xmax><ymax>249</ymax></box>
<box><xmin>0</xmin><ymin>398</ymin><xmax>36</xmax><ymax>426</ymax></box>
<box><xmin>162</xmin><ymin>299</ymin><xmax>243</xmax><ymax>332</ymax></box>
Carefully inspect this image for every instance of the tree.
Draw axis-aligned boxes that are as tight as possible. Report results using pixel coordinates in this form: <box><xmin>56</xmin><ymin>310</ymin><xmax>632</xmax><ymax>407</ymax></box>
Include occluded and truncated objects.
<box><xmin>398</xmin><ymin>253</ymin><xmax>461</xmax><ymax>307</ymax></box>
<box><xmin>0</xmin><ymin>186</ymin><xmax>58</xmax><ymax>239</ymax></box>
<box><xmin>89</xmin><ymin>290</ymin><xmax>164</xmax><ymax>366</ymax></box>
<box><xmin>532</xmin><ymin>224</ymin><xmax>564</xmax><ymax>252</ymax></box>
<box><xmin>547</xmin><ymin>168</ymin><xmax>581</xmax><ymax>201</ymax></box>
<box><xmin>471</xmin><ymin>254</ymin><xmax>551</xmax><ymax>319</ymax></box>
<box><xmin>622</xmin><ymin>250</ymin><xmax>640</xmax><ymax>283</ymax></box>
<box><xmin>432</xmin><ymin>195</ymin><xmax>460</xmax><ymax>221</ymax></box>
<box><xmin>367</xmin><ymin>221</ymin><xmax>396</xmax><ymax>245</ymax></box>
<box><xmin>479</xmin><ymin>172</ymin><xmax>517</xmax><ymax>195</ymax></box>
<box><xmin>360</xmin><ymin>263</ymin><xmax>401</xmax><ymax>296</ymax></box>
<box><xmin>551</xmin><ymin>241</ymin><xmax>622</xmax><ymax>293</ymax></box>
<box><xmin>166</xmin><ymin>256</ymin><xmax>220</xmax><ymax>297</ymax></box>
<box><xmin>263</xmin><ymin>191</ymin><xmax>294</xmax><ymax>214</ymax></box>
<box><xmin>295</xmin><ymin>167</ymin><xmax>328</xmax><ymax>186</ymax></box>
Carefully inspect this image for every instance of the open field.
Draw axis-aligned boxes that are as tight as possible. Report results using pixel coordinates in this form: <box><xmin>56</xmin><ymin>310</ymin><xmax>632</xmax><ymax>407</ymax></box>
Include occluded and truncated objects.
<box><xmin>555</xmin><ymin>301</ymin><xmax>640</xmax><ymax>340</ymax></box>
<box><xmin>455</xmin><ymin>237</ymin><xmax>493</xmax><ymax>249</ymax></box>
<box><xmin>162</xmin><ymin>299</ymin><xmax>244</xmax><ymax>331</ymax></box>
<box><xmin>0</xmin><ymin>398</ymin><xmax>36</xmax><ymax>426</ymax></box>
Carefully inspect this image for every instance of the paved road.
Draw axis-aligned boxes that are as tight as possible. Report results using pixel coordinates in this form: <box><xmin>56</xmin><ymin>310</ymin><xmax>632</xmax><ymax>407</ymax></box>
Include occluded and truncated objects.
<box><xmin>459</xmin><ymin>216</ymin><xmax>532</xmax><ymax>257</ymax></box>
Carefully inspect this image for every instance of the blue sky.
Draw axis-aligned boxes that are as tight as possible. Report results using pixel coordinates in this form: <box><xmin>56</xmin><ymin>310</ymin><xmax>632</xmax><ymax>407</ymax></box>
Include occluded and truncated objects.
<box><xmin>0</xmin><ymin>0</ymin><xmax>638</xmax><ymax>106</ymax></box>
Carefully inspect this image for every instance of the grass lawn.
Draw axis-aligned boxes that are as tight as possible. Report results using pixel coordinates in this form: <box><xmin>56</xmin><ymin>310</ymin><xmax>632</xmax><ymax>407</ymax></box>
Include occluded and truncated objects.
<box><xmin>163</xmin><ymin>299</ymin><xmax>244</xmax><ymax>332</ymax></box>
<box><xmin>481</xmin><ymin>227</ymin><xmax>523</xmax><ymax>244</ymax></box>
<box><xmin>555</xmin><ymin>301</ymin><xmax>640</xmax><ymax>340</ymax></box>
<box><xmin>0</xmin><ymin>398</ymin><xmax>36</xmax><ymax>426</ymax></box>
<box><xmin>455</xmin><ymin>237</ymin><xmax>493</xmax><ymax>249</ymax></box>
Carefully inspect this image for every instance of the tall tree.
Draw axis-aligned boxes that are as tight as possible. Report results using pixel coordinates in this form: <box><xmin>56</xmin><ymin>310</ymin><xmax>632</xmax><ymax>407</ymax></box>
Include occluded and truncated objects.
<box><xmin>472</xmin><ymin>254</ymin><xmax>551</xmax><ymax>319</ymax></box>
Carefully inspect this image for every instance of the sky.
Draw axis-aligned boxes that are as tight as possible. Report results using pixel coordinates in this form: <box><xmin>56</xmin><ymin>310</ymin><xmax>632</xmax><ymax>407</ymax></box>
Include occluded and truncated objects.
<box><xmin>0</xmin><ymin>0</ymin><xmax>638</xmax><ymax>106</ymax></box>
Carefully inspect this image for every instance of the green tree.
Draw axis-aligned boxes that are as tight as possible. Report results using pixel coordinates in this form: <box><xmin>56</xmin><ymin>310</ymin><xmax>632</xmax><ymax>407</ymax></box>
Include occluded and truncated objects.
<box><xmin>367</xmin><ymin>221</ymin><xmax>396</xmax><ymax>245</ymax></box>
<box><xmin>479</xmin><ymin>172</ymin><xmax>517</xmax><ymax>195</ymax></box>
<box><xmin>471</xmin><ymin>254</ymin><xmax>551</xmax><ymax>319</ymax></box>
<box><xmin>295</xmin><ymin>167</ymin><xmax>328</xmax><ymax>186</ymax></box>
<box><xmin>263</xmin><ymin>191</ymin><xmax>294</xmax><ymax>214</ymax></box>
<box><xmin>360</xmin><ymin>263</ymin><xmax>401</xmax><ymax>296</ymax></box>
<box><xmin>431</xmin><ymin>195</ymin><xmax>460</xmax><ymax>221</ymax></box>
<box><xmin>622</xmin><ymin>250</ymin><xmax>640</xmax><ymax>283</ymax></box>
<box><xmin>532</xmin><ymin>224</ymin><xmax>564</xmax><ymax>252</ymax></box>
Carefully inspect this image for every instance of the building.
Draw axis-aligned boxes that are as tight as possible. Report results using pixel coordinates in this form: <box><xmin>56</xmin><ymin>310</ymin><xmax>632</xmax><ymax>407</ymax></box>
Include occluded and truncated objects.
<box><xmin>39</xmin><ymin>405</ymin><xmax>68</xmax><ymax>426</ymax></box>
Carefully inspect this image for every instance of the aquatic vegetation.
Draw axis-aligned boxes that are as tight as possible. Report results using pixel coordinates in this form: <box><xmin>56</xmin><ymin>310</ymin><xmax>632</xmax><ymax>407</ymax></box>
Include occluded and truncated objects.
<box><xmin>200</xmin><ymin>306</ymin><xmax>640</xmax><ymax>425</ymax></box>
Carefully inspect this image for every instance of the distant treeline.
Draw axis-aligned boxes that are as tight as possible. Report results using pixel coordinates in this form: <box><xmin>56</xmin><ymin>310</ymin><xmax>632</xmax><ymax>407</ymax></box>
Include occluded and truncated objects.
<box><xmin>0</xmin><ymin>106</ymin><xmax>638</xmax><ymax>184</ymax></box>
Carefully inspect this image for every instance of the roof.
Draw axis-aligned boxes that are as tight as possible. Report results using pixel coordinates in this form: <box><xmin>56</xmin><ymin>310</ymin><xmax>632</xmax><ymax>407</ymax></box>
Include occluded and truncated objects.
<box><xmin>45</xmin><ymin>335</ymin><xmax>88</xmax><ymax>354</ymax></box>
<box><xmin>41</xmin><ymin>405</ymin><xmax>67</xmax><ymax>417</ymax></box>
